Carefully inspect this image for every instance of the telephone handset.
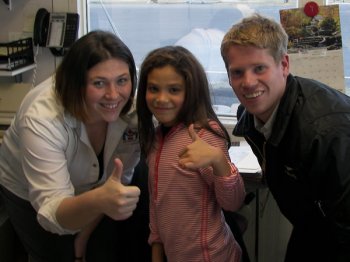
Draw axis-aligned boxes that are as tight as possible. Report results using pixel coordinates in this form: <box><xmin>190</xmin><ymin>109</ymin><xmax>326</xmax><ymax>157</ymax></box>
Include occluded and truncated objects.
<box><xmin>33</xmin><ymin>8</ymin><xmax>79</xmax><ymax>55</ymax></box>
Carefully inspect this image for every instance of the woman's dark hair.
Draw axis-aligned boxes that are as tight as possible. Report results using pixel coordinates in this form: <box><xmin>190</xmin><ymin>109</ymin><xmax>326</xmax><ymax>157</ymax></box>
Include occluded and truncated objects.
<box><xmin>136</xmin><ymin>45</ymin><xmax>231</xmax><ymax>156</ymax></box>
<box><xmin>55</xmin><ymin>30</ymin><xmax>137</xmax><ymax>121</ymax></box>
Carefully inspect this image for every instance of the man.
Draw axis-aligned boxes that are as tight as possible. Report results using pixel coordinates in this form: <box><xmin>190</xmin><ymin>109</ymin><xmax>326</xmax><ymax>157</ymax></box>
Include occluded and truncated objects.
<box><xmin>220</xmin><ymin>13</ymin><xmax>350</xmax><ymax>262</ymax></box>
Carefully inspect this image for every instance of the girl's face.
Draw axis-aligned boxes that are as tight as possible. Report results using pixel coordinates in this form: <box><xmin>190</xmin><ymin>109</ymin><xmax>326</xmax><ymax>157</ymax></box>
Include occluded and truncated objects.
<box><xmin>85</xmin><ymin>58</ymin><xmax>132</xmax><ymax>124</ymax></box>
<box><xmin>146</xmin><ymin>65</ymin><xmax>185</xmax><ymax>127</ymax></box>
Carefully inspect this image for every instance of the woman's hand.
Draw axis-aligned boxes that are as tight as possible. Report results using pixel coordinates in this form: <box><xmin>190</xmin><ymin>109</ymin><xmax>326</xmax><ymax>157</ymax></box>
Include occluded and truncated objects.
<box><xmin>56</xmin><ymin>158</ymin><xmax>140</xmax><ymax>231</ymax></box>
<box><xmin>73</xmin><ymin>215</ymin><xmax>103</xmax><ymax>262</ymax></box>
<box><xmin>98</xmin><ymin>158</ymin><xmax>141</xmax><ymax>220</ymax></box>
<box><xmin>74</xmin><ymin>231</ymin><xmax>88</xmax><ymax>262</ymax></box>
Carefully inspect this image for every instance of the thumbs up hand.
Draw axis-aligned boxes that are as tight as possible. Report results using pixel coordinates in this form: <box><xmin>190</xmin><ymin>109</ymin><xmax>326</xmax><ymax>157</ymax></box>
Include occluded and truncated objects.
<box><xmin>178</xmin><ymin>124</ymin><xmax>219</xmax><ymax>170</ymax></box>
<box><xmin>109</xmin><ymin>158</ymin><xmax>126</xmax><ymax>183</ymax></box>
<box><xmin>100</xmin><ymin>158</ymin><xmax>141</xmax><ymax>220</ymax></box>
<box><xmin>187</xmin><ymin>123</ymin><xmax>200</xmax><ymax>142</ymax></box>
<box><xmin>179</xmin><ymin>124</ymin><xmax>231</xmax><ymax>176</ymax></box>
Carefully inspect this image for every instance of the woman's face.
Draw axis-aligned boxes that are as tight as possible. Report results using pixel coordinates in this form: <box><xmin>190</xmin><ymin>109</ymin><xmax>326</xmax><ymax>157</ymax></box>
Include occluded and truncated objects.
<box><xmin>85</xmin><ymin>58</ymin><xmax>132</xmax><ymax>124</ymax></box>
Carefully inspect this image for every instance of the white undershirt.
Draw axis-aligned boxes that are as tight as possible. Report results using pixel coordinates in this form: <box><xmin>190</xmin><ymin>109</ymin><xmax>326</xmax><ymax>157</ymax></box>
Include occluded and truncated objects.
<box><xmin>254</xmin><ymin>103</ymin><xmax>280</xmax><ymax>140</ymax></box>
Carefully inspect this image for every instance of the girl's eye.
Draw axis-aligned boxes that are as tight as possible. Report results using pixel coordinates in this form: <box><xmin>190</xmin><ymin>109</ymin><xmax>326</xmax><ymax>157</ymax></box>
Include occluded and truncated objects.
<box><xmin>147</xmin><ymin>85</ymin><xmax>158</xmax><ymax>93</ymax></box>
<box><xmin>169</xmin><ymin>87</ymin><xmax>181</xmax><ymax>94</ymax></box>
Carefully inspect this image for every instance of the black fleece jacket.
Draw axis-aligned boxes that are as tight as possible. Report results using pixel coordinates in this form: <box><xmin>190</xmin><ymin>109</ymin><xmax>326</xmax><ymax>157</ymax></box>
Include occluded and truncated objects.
<box><xmin>234</xmin><ymin>74</ymin><xmax>350</xmax><ymax>262</ymax></box>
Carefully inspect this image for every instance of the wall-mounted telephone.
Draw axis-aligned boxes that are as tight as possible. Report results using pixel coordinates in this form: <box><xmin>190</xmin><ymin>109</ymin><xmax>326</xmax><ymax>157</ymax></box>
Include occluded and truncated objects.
<box><xmin>33</xmin><ymin>8</ymin><xmax>79</xmax><ymax>55</ymax></box>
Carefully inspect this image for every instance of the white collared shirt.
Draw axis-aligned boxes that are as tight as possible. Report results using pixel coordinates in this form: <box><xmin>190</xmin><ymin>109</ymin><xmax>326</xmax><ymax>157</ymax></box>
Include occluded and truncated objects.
<box><xmin>254</xmin><ymin>103</ymin><xmax>280</xmax><ymax>140</ymax></box>
<box><xmin>0</xmin><ymin>78</ymin><xmax>140</xmax><ymax>234</ymax></box>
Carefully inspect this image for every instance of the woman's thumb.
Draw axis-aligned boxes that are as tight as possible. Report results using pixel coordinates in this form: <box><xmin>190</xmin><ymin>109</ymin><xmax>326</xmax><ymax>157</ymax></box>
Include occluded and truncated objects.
<box><xmin>110</xmin><ymin>158</ymin><xmax>123</xmax><ymax>182</ymax></box>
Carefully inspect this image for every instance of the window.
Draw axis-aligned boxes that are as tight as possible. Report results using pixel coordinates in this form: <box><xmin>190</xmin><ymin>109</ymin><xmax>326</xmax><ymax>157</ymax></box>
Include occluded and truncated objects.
<box><xmin>86</xmin><ymin>0</ymin><xmax>350</xmax><ymax>117</ymax></box>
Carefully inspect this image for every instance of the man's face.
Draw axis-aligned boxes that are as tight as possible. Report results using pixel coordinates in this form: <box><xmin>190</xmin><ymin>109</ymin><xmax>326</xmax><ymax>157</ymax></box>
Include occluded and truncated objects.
<box><xmin>226</xmin><ymin>45</ymin><xmax>289</xmax><ymax>123</ymax></box>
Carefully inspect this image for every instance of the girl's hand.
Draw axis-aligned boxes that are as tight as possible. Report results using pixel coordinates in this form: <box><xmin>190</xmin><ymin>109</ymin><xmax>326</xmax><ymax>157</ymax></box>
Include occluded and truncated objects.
<box><xmin>178</xmin><ymin>124</ymin><xmax>230</xmax><ymax>176</ymax></box>
<box><xmin>178</xmin><ymin>124</ymin><xmax>218</xmax><ymax>169</ymax></box>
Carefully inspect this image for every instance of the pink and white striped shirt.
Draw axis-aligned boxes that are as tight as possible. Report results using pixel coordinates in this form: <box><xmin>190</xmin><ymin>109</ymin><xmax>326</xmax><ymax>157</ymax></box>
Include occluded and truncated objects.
<box><xmin>147</xmin><ymin>122</ymin><xmax>245</xmax><ymax>262</ymax></box>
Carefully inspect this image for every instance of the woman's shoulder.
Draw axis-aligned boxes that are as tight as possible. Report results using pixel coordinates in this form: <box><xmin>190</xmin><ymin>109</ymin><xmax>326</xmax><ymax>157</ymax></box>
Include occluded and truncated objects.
<box><xmin>21</xmin><ymin>80</ymin><xmax>62</xmax><ymax>119</ymax></box>
<box><xmin>17</xmin><ymin>84</ymin><xmax>68</xmax><ymax>132</ymax></box>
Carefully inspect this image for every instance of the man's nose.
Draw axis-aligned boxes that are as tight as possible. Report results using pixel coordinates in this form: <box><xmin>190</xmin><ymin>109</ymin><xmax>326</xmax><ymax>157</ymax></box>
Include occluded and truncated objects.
<box><xmin>241</xmin><ymin>72</ymin><xmax>257</xmax><ymax>88</ymax></box>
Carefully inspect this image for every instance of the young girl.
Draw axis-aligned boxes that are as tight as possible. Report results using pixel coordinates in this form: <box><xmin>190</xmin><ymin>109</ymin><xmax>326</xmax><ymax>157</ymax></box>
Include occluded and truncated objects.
<box><xmin>136</xmin><ymin>46</ymin><xmax>245</xmax><ymax>262</ymax></box>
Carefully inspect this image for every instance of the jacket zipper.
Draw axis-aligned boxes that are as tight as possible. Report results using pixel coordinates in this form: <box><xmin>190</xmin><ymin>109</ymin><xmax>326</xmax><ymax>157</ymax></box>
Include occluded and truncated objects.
<box><xmin>315</xmin><ymin>200</ymin><xmax>326</xmax><ymax>217</ymax></box>
<box><xmin>245</xmin><ymin>136</ymin><xmax>266</xmax><ymax>175</ymax></box>
<box><xmin>262</xmin><ymin>141</ymin><xmax>266</xmax><ymax>174</ymax></box>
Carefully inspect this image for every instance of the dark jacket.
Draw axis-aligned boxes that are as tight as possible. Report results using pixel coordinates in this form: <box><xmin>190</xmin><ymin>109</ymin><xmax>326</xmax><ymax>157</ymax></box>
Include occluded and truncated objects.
<box><xmin>233</xmin><ymin>74</ymin><xmax>350</xmax><ymax>262</ymax></box>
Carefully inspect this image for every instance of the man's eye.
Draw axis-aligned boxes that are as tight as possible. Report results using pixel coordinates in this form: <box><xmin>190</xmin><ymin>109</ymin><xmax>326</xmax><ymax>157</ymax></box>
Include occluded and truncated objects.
<box><xmin>230</xmin><ymin>70</ymin><xmax>242</xmax><ymax>79</ymax></box>
<box><xmin>255</xmin><ymin>65</ymin><xmax>266</xmax><ymax>73</ymax></box>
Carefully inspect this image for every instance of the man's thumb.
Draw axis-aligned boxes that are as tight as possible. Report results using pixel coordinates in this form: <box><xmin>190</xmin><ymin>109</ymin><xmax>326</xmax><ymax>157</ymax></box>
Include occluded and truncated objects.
<box><xmin>110</xmin><ymin>158</ymin><xmax>123</xmax><ymax>182</ymax></box>
<box><xmin>188</xmin><ymin>124</ymin><xmax>199</xmax><ymax>142</ymax></box>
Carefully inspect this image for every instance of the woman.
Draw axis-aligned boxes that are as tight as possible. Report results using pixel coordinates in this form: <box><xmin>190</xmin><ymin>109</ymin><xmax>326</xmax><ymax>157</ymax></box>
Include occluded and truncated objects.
<box><xmin>0</xmin><ymin>31</ymin><xmax>150</xmax><ymax>262</ymax></box>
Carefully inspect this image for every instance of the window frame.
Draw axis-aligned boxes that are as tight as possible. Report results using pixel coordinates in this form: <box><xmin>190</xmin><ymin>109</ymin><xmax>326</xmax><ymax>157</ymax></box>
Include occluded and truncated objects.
<box><xmin>82</xmin><ymin>0</ymin><xmax>350</xmax><ymax>141</ymax></box>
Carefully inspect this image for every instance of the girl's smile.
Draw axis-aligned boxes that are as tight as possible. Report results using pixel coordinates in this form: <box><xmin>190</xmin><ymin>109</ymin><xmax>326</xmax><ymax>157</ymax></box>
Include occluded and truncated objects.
<box><xmin>146</xmin><ymin>65</ymin><xmax>185</xmax><ymax>127</ymax></box>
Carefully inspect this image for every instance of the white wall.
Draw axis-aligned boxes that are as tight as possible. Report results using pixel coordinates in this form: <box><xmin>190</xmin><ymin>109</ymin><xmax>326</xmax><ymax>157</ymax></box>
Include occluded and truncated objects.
<box><xmin>0</xmin><ymin>0</ymin><xmax>79</xmax><ymax>86</ymax></box>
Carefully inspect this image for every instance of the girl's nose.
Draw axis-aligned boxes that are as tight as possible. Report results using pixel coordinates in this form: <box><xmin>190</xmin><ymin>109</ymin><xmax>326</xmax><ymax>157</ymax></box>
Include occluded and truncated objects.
<box><xmin>155</xmin><ymin>92</ymin><xmax>169</xmax><ymax>105</ymax></box>
<box><xmin>157</xmin><ymin>92</ymin><xmax>169</xmax><ymax>102</ymax></box>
